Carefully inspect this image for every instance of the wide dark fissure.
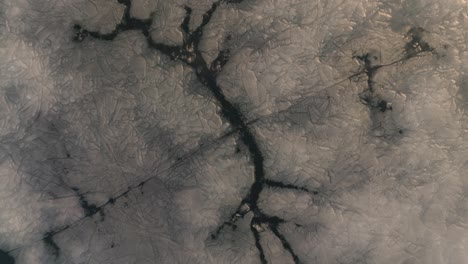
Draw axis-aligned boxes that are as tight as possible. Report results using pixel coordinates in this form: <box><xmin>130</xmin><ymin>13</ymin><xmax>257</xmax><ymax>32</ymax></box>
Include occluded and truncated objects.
<box><xmin>0</xmin><ymin>249</ymin><xmax>15</xmax><ymax>264</ymax></box>
<box><xmin>56</xmin><ymin>2</ymin><xmax>437</xmax><ymax>263</ymax></box>
<box><xmin>2</xmin><ymin>0</ymin><xmax>463</xmax><ymax>262</ymax></box>
<box><xmin>68</xmin><ymin>0</ymin><xmax>310</xmax><ymax>263</ymax></box>
<box><xmin>251</xmin><ymin>222</ymin><xmax>268</xmax><ymax>264</ymax></box>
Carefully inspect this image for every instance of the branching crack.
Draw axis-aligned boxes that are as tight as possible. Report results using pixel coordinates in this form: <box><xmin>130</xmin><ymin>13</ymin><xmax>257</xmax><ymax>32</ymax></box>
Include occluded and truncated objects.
<box><xmin>354</xmin><ymin>29</ymin><xmax>434</xmax><ymax>113</ymax></box>
<box><xmin>71</xmin><ymin>0</ymin><xmax>305</xmax><ymax>262</ymax></box>
<box><xmin>0</xmin><ymin>249</ymin><xmax>15</xmax><ymax>264</ymax></box>
<box><xmin>14</xmin><ymin>0</ymin><xmax>437</xmax><ymax>262</ymax></box>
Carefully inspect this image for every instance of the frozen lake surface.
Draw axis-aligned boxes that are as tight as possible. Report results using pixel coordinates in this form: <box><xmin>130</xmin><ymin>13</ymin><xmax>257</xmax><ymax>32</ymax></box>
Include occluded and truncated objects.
<box><xmin>0</xmin><ymin>0</ymin><xmax>467</xmax><ymax>263</ymax></box>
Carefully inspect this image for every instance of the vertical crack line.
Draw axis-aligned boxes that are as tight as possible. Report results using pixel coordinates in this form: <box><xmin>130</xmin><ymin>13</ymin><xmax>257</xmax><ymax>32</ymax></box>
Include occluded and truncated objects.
<box><xmin>181</xmin><ymin>6</ymin><xmax>192</xmax><ymax>34</ymax></box>
<box><xmin>251</xmin><ymin>220</ymin><xmax>268</xmax><ymax>264</ymax></box>
<box><xmin>195</xmin><ymin>2</ymin><xmax>220</xmax><ymax>39</ymax></box>
<box><xmin>71</xmin><ymin>1</ymin><xmax>306</xmax><ymax>263</ymax></box>
<box><xmin>270</xmin><ymin>225</ymin><xmax>301</xmax><ymax>264</ymax></box>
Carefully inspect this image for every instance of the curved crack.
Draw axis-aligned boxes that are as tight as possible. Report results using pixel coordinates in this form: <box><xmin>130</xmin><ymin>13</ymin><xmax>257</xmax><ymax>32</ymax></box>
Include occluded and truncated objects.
<box><xmin>70</xmin><ymin>0</ymin><xmax>305</xmax><ymax>262</ymax></box>
<box><xmin>8</xmin><ymin>1</ymin><xmax>438</xmax><ymax>261</ymax></box>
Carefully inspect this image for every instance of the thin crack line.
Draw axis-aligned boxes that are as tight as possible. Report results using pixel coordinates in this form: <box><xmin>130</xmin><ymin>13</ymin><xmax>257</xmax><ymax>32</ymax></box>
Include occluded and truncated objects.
<box><xmin>6</xmin><ymin>126</ymin><xmax>237</xmax><ymax>254</ymax></box>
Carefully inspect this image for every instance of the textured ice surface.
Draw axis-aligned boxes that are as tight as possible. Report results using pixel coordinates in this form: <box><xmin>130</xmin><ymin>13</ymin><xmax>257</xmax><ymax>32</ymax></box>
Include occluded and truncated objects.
<box><xmin>0</xmin><ymin>0</ymin><xmax>467</xmax><ymax>263</ymax></box>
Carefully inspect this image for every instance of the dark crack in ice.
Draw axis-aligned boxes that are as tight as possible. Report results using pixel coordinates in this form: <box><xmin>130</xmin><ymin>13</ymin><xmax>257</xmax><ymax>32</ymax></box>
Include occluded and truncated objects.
<box><xmin>70</xmin><ymin>0</ymin><xmax>306</xmax><ymax>262</ymax></box>
<box><xmin>6</xmin><ymin>1</ymin><xmax>441</xmax><ymax>263</ymax></box>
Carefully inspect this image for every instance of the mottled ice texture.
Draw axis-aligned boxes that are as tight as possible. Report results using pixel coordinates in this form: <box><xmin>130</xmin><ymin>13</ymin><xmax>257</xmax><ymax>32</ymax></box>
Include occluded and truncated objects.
<box><xmin>0</xmin><ymin>0</ymin><xmax>467</xmax><ymax>263</ymax></box>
